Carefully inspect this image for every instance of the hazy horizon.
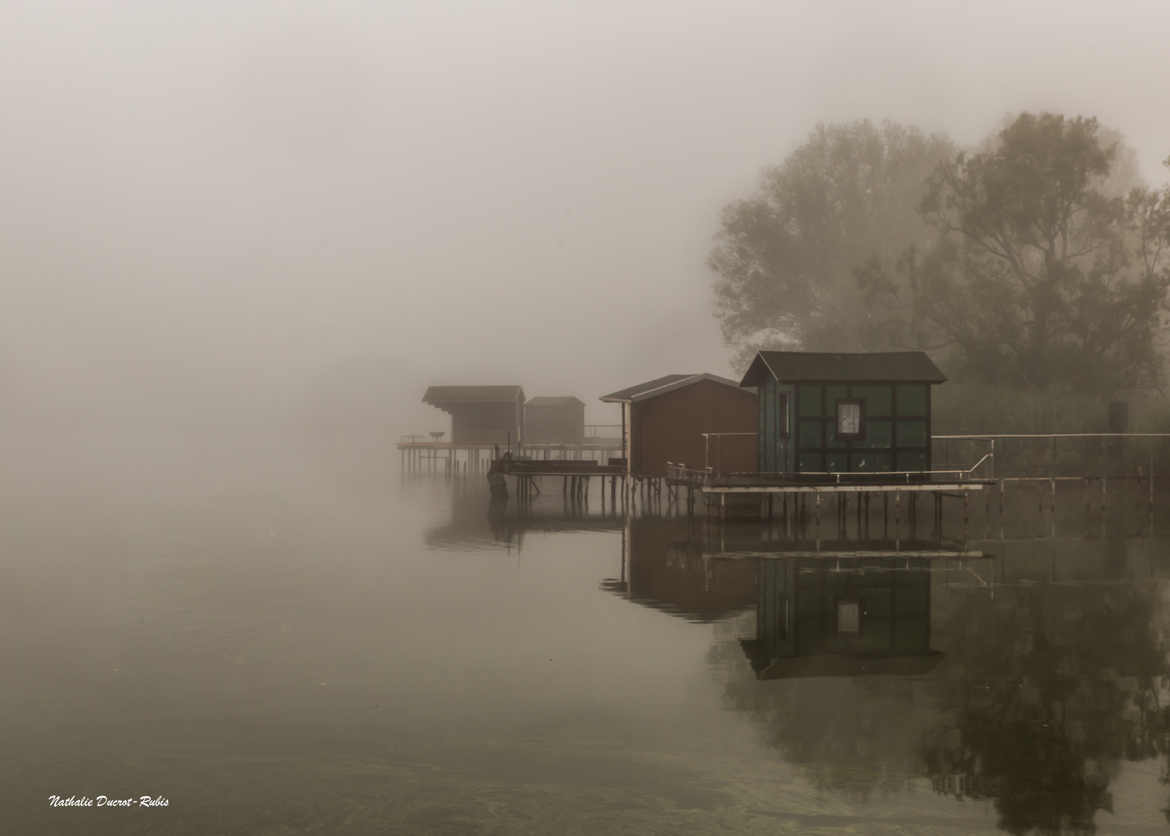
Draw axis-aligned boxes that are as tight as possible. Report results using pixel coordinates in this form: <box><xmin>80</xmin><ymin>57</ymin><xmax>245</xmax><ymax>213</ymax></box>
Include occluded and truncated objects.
<box><xmin>4</xmin><ymin>0</ymin><xmax>1170</xmax><ymax>437</ymax></box>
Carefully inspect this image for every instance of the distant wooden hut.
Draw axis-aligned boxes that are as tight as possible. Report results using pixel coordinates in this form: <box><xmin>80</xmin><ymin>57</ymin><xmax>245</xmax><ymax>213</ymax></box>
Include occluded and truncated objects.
<box><xmin>740</xmin><ymin>351</ymin><xmax>946</xmax><ymax>476</ymax></box>
<box><xmin>599</xmin><ymin>374</ymin><xmax>757</xmax><ymax>477</ymax></box>
<box><xmin>524</xmin><ymin>396</ymin><xmax>585</xmax><ymax>445</ymax></box>
<box><xmin>422</xmin><ymin>385</ymin><xmax>525</xmax><ymax>446</ymax></box>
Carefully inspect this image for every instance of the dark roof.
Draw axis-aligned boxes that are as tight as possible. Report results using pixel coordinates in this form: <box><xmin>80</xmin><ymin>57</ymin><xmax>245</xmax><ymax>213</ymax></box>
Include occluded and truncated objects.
<box><xmin>599</xmin><ymin>374</ymin><xmax>691</xmax><ymax>402</ymax></box>
<box><xmin>525</xmin><ymin>396</ymin><xmax>584</xmax><ymax>407</ymax></box>
<box><xmin>423</xmin><ymin>385</ymin><xmax>525</xmax><ymax>408</ymax></box>
<box><xmin>740</xmin><ymin>351</ymin><xmax>946</xmax><ymax>386</ymax></box>
<box><xmin>600</xmin><ymin>373</ymin><xmax>750</xmax><ymax>403</ymax></box>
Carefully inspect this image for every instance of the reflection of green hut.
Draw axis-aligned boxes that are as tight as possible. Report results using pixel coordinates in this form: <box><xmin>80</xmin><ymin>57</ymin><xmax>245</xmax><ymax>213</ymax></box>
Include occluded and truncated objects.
<box><xmin>744</xmin><ymin>558</ymin><xmax>940</xmax><ymax>678</ymax></box>
<box><xmin>739</xmin><ymin>351</ymin><xmax>946</xmax><ymax>476</ymax></box>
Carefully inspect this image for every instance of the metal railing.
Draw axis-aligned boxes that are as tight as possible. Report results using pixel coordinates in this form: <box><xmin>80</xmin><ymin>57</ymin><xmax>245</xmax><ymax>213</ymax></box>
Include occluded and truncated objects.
<box><xmin>665</xmin><ymin>461</ymin><xmax>713</xmax><ymax>484</ymax></box>
<box><xmin>799</xmin><ymin>452</ymin><xmax>995</xmax><ymax>483</ymax></box>
<box><xmin>933</xmin><ymin>433</ymin><xmax>1170</xmax><ymax>480</ymax></box>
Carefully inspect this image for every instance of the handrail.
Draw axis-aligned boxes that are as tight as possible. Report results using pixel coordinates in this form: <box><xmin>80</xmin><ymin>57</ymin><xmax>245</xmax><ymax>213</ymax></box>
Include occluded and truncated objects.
<box><xmin>794</xmin><ymin>452</ymin><xmax>995</xmax><ymax>483</ymax></box>
<box><xmin>933</xmin><ymin>433</ymin><xmax>1170</xmax><ymax>440</ymax></box>
<box><xmin>665</xmin><ymin>461</ymin><xmax>714</xmax><ymax>483</ymax></box>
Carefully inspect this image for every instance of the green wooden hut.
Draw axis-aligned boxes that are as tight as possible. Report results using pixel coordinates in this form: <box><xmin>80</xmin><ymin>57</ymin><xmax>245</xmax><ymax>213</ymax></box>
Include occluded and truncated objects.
<box><xmin>739</xmin><ymin>351</ymin><xmax>946</xmax><ymax>476</ymax></box>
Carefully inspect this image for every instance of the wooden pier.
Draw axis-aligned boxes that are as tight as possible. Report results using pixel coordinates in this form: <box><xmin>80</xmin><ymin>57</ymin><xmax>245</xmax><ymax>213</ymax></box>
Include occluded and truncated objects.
<box><xmin>489</xmin><ymin>457</ymin><xmax>628</xmax><ymax>509</ymax></box>
<box><xmin>397</xmin><ymin>436</ymin><xmax>623</xmax><ymax>476</ymax></box>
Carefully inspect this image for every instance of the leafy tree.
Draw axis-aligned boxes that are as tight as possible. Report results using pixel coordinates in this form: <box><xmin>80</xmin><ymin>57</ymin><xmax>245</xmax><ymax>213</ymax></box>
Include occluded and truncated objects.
<box><xmin>868</xmin><ymin>114</ymin><xmax>1170</xmax><ymax>392</ymax></box>
<box><xmin>709</xmin><ymin>120</ymin><xmax>956</xmax><ymax>367</ymax></box>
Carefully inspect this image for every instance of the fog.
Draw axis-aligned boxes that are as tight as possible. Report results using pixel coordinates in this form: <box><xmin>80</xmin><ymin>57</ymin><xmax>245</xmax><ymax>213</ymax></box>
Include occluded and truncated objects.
<box><xmin>4</xmin><ymin>0</ymin><xmax>1170</xmax><ymax>445</ymax></box>
<box><xmin>9</xmin><ymin>6</ymin><xmax>1170</xmax><ymax>832</ymax></box>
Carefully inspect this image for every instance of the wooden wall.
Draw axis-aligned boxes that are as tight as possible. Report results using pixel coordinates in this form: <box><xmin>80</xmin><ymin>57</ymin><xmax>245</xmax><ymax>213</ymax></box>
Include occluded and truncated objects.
<box><xmin>524</xmin><ymin>403</ymin><xmax>585</xmax><ymax>444</ymax></box>
<box><xmin>629</xmin><ymin>380</ymin><xmax>757</xmax><ymax>476</ymax></box>
<box><xmin>450</xmin><ymin>401</ymin><xmax>523</xmax><ymax>445</ymax></box>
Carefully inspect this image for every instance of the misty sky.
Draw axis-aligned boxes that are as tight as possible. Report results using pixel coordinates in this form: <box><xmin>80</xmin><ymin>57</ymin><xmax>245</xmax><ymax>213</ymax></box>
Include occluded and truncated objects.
<box><xmin>4</xmin><ymin>0</ymin><xmax>1169</xmax><ymax>430</ymax></box>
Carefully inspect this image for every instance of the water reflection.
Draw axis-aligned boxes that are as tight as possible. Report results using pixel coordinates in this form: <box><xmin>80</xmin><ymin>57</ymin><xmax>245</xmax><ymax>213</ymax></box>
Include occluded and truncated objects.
<box><xmin>591</xmin><ymin>506</ymin><xmax>1170</xmax><ymax>833</ymax></box>
<box><xmin>743</xmin><ymin>556</ymin><xmax>942</xmax><ymax>679</ymax></box>
<box><xmin>600</xmin><ymin>517</ymin><xmax>758</xmax><ymax>623</ymax></box>
<box><xmin>424</xmin><ymin>479</ymin><xmax>627</xmax><ymax>550</ymax></box>
<box><xmin>423</xmin><ymin>478</ymin><xmax>1170</xmax><ymax>832</ymax></box>
<box><xmin>921</xmin><ymin>573</ymin><xmax>1170</xmax><ymax>834</ymax></box>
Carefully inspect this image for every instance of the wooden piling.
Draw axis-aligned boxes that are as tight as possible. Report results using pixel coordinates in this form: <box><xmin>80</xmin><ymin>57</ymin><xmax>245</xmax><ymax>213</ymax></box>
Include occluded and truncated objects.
<box><xmin>1149</xmin><ymin>454</ymin><xmax>1155</xmax><ymax>515</ymax></box>
<box><xmin>962</xmin><ymin>491</ymin><xmax>969</xmax><ymax>544</ymax></box>
<box><xmin>1049</xmin><ymin>477</ymin><xmax>1056</xmax><ymax>538</ymax></box>
<box><xmin>894</xmin><ymin>492</ymin><xmax>901</xmax><ymax>551</ymax></box>
<box><xmin>1000</xmin><ymin>480</ymin><xmax>1006</xmax><ymax>541</ymax></box>
<box><xmin>814</xmin><ymin>492</ymin><xmax>822</xmax><ymax>551</ymax></box>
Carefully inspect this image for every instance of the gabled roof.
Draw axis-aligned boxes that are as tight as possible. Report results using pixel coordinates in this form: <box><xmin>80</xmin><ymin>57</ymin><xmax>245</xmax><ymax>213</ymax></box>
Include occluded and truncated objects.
<box><xmin>600</xmin><ymin>373</ymin><xmax>750</xmax><ymax>403</ymax></box>
<box><xmin>423</xmin><ymin>385</ymin><xmax>525</xmax><ymax>408</ymax></box>
<box><xmin>740</xmin><ymin>351</ymin><xmax>946</xmax><ymax>387</ymax></box>
<box><xmin>525</xmin><ymin>396</ymin><xmax>585</xmax><ymax>408</ymax></box>
<box><xmin>599</xmin><ymin>374</ymin><xmax>691</xmax><ymax>402</ymax></box>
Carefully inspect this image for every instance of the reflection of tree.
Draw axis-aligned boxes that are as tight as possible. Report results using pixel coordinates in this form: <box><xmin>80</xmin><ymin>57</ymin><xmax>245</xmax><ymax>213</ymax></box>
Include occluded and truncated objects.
<box><xmin>922</xmin><ymin>583</ymin><xmax>1170</xmax><ymax>835</ymax></box>
<box><xmin>713</xmin><ymin>567</ymin><xmax>1170</xmax><ymax>832</ymax></box>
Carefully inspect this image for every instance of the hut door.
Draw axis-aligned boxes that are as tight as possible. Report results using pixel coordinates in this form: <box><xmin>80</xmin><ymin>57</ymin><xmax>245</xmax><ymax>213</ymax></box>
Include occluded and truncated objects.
<box><xmin>762</xmin><ymin>384</ymin><xmax>790</xmax><ymax>473</ymax></box>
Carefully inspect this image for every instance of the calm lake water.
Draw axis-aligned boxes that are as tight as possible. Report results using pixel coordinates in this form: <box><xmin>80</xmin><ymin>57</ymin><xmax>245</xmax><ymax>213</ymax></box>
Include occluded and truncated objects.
<box><xmin>4</xmin><ymin>450</ymin><xmax>1170</xmax><ymax>834</ymax></box>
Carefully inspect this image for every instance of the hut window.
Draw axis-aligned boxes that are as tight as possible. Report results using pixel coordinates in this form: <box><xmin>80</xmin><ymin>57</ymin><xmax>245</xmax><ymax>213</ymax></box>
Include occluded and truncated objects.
<box><xmin>778</xmin><ymin>393</ymin><xmax>790</xmax><ymax>438</ymax></box>
<box><xmin>837</xmin><ymin>601</ymin><xmax>860</xmax><ymax>634</ymax></box>
<box><xmin>836</xmin><ymin>400</ymin><xmax>863</xmax><ymax>439</ymax></box>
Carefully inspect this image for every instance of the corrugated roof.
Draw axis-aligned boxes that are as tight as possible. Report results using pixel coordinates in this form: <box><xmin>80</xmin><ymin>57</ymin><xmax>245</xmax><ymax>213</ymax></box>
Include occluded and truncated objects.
<box><xmin>741</xmin><ymin>351</ymin><xmax>946</xmax><ymax>386</ymax></box>
<box><xmin>600</xmin><ymin>373</ymin><xmax>750</xmax><ymax>403</ymax></box>
<box><xmin>423</xmin><ymin>385</ymin><xmax>525</xmax><ymax>407</ymax></box>
<box><xmin>526</xmin><ymin>396</ymin><xmax>584</xmax><ymax>407</ymax></box>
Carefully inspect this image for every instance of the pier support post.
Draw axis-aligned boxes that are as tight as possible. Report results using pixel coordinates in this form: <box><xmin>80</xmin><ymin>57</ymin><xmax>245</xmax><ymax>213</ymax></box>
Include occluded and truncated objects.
<box><xmin>985</xmin><ymin>489</ymin><xmax>991</xmax><ymax>540</ymax></box>
<box><xmin>1050</xmin><ymin>477</ymin><xmax>1057</xmax><ymax>538</ymax></box>
<box><xmin>894</xmin><ymin>492</ymin><xmax>901</xmax><ymax>551</ymax></box>
<box><xmin>1000</xmin><ymin>480</ymin><xmax>1007</xmax><ymax>541</ymax></box>
<box><xmin>962</xmin><ymin>491</ymin><xmax>969</xmax><ymax>545</ymax></box>
<box><xmin>1149</xmin><ymin>455</ymin><xmax>1156</xmax><ymax>534</ymax></box>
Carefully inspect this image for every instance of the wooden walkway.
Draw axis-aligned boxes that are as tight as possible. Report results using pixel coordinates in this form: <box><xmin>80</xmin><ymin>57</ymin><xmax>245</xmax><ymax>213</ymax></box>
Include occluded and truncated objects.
<box><xmin>707</xmin><ymin>548</ymin><xmax>987</xmax><ymax>559</ymax></box>
<box><xmin>702</xmin><ymin>481</ymin><xmax>991</xmax><ymax>494</ymax></box>
<box><xmin>397</xmin><ymin>438</ymin><xmax>622</xmax><ymax>475</ymax></box>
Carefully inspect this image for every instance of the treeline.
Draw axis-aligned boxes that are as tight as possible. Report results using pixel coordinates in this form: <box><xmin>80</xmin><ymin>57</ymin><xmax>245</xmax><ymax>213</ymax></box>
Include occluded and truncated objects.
<box><xmin>711</xmin><ymin>113</ymin><xmax>1170</xmax><ymax>431</ymax></box>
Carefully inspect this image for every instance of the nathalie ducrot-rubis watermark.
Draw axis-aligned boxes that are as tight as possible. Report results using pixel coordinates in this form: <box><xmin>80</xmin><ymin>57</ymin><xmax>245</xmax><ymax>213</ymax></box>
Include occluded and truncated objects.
<box><xmin>48</xmin><ymin>795</ymin><xmax>169</xmax><ymax>808</ymax></box>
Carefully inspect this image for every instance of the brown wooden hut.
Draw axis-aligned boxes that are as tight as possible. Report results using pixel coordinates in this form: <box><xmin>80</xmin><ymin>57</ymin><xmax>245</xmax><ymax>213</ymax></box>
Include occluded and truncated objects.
<box><xmin>422</xmin><ymin>385</ymin><xmax>525</xmax><ymax>445</ymax></box>
<box><xmin>599</xmin><ymin>374</ymin><xmax>757</xmax><ymax>477</ymax></box>
<box><xmin>523</xmin><ymin>396</ymin><xmax>585</xmax><ymax>445</ymax></box>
